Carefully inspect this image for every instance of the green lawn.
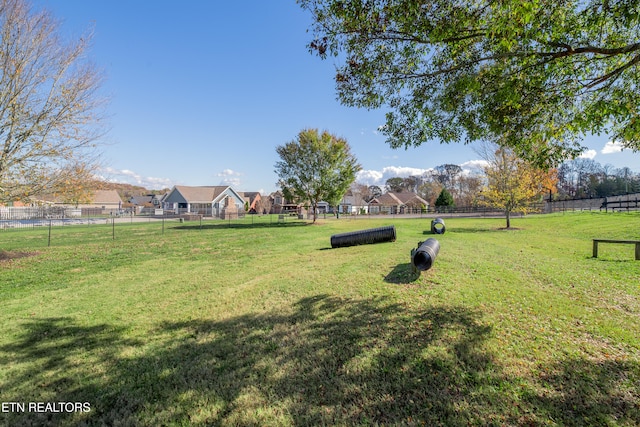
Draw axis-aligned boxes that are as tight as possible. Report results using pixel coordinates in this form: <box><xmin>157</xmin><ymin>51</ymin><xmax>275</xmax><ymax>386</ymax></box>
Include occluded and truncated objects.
<box><xmin>1</xmin><ymin>212</ymin><xmax>639</xmax><ymax>426</ymax></box>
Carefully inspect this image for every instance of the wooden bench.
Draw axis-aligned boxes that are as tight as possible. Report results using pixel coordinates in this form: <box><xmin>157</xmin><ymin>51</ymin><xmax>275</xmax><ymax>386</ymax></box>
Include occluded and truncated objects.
<box><xmin>592</xmin><ymin>239</ymin><xmax>640</xmax><ymax>260</ymax></box>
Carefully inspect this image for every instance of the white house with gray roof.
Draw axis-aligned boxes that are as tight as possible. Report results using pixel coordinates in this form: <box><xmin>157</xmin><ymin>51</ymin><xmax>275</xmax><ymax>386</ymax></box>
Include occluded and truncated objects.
<box><xmin>163</xmin><ymin>185</ymin><xmax>245</xmax><ymax>218</ymax></box>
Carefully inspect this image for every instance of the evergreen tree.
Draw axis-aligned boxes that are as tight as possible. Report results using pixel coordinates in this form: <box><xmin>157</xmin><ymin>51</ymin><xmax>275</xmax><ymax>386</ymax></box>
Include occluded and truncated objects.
<box><xmin>435</xmin><ymin>188</ymin><xmax>455</xmax><ymax>210</ymax></box>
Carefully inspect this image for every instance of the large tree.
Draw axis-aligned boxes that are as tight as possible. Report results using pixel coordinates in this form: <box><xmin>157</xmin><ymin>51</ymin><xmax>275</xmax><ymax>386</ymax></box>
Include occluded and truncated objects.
<box><xmin>0</xmin><ymin>0</ymin><xmax>105</xmax><ymax>204</ymax></box>
<box><xmin>433</xmin><ymin>164</ymin><xmax>463</xmax><ymax>189</ymax></box>
<box><xmin>275</xmin><ymin>129</ymin><xmax>361</xmax><ymax>222</ymax></box>
<box><xmin>385</xmin><ymin>177</ymin><xmax>405</xmax><ymax>192</ymax></box>
<box><xmin>299</xmin><ymin>0</ymin><xmax>640</xmax><ymax>167</ymax></box>
<box><xmin>366</xmin><ymin>184</ymin><xmax>382</xmax><ymax>201</ymax></box>
<box><xmin>478</xmin><ymin>144</ymin><xmax>557</xmax><ymax>228</ymax></box>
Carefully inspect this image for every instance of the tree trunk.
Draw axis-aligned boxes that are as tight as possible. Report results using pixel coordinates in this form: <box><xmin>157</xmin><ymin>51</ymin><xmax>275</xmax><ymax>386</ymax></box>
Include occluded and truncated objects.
<box><xmin>505</xmin><ymin>209</ymin><xmax>511</xmax><ymax>229</ymax></box>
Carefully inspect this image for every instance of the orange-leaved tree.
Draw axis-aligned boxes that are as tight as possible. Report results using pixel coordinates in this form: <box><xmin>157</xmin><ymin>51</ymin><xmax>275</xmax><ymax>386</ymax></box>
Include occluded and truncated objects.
<box><xmin>479</xmin><ymin>144</ymin><xmax>557</xmax><ymax>229</ymax></box>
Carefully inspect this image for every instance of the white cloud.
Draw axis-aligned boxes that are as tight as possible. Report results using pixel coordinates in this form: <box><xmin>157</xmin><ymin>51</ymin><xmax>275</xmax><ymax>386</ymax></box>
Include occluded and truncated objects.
<box><xmin>601</xmin><ymin>141</ymin><xmax>624</xmax><ymax>154</ymax></box>
<box><xmin>383</xmin><ymin>166</ymin><xmax>430</xmax><ymax>177</ymax></box>
<box><xmin>356</xmin><ymin>166</ymin><xmax>432</xmax><ymax>186</ymax></box>
<box><xmin>216</xmin><ymin>169</ymin><xmax>243</xmax><ymax>188</ymax></box>
<box><xmin>578</xmin><ymin>149</ymin><xmax>597</xmax><ymax>160</ymax></box>
<box><xmin>217</xmin><ymin>169</ymin><xmax>241</xmax><ymax>177</ymax></box>
<box><xmin>356</xmin><ymin>169</ymin><xmax>384</xmax><ymax>184</ymax></box>
<box><xmin>356</xmin><ymin>161</ymin><xmax>488</xmax><ymax>186</ymax></box>
<box><xmin>98</xmin><ymin>167</ymin><xmax>174</xmax><ymax>190</ymax></box>
<box><xmin>459</xmin><ymin>160</ymin><xmax>488</xmax><ymax>173</ymax></box>
<box><xmin>219</xmin><ymin>177</ymin><xmax>242</xmax><ymax>187</ymax></box>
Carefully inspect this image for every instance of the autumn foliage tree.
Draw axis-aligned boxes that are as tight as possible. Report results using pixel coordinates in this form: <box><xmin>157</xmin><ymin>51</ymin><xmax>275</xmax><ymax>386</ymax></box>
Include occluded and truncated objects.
<box><xmin>50</xmin><ymin>161</ymin><xmax>100</xmax><ymax>207</ymax></box>
<box><xmin>0</xmin><ymin>0</ymin><xmax>105</xmax><ymax>204</ymax></box>
<box><xmin>479</xmin><ymin>145</ymin><xmax>557</xmax><ymax>229</ymax></box>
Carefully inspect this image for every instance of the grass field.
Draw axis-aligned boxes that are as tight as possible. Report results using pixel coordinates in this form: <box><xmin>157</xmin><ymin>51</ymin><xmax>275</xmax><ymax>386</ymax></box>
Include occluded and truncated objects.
<box><xmin>0</xmin><ymin>212</ymin><xmax>639</xmax><ymax>426</ymax></box>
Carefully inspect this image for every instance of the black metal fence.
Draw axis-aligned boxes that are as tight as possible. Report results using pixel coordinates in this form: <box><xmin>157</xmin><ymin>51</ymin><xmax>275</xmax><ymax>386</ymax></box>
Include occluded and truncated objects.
<box><xmin>4</xmin><ymin>199</ymin><xmax>634</xmax><ymax>233</ymax></box>
<box><xmin>545</xmin><ymin>192</ymin><xmax>640</xmax><ymax>213</ymax></box>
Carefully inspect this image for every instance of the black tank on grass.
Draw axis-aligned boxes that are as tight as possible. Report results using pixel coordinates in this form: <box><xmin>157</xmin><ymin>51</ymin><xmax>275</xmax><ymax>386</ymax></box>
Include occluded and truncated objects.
<box><xmin>411</xmin><ymin>238</ymin><xmax>440</xmax><ymax>271</ymax></box>
<box><xmin>431</xmin><ymin>218</ymin><xmax>446</xmax><ymax>234</ymax></box>
<box><xmin>330</xmin><ymin>225</ymin><xmax>396</xmax><ymax>248</ymax></box>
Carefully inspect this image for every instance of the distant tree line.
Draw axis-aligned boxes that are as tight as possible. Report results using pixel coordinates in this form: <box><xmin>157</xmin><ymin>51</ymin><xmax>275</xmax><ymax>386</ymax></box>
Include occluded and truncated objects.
<box><xmin>556</xmin><ymin>159</ymin><xmax>640</xmax><ymax>200</ymax></box>
<box><xmin>352</xmin><ymin>163</ymin><xmax>483</xmax><ymax>208</ymax></box>
<box><xmin>353</xmin><ymin>159</ymin><xmax>639</xmax><ymax>210</ymax></box>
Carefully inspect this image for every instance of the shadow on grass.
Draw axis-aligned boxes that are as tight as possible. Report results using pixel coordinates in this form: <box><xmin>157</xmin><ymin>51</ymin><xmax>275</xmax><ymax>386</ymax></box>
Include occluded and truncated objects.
<box><xmin>1</xmin><ymin>297</ymin><xmax>638</xmax><ymax>426</ymax></box>
<box><xmin>384</xmin><ymin>263</ymin><xmax>420</xmax><ymax>284</ymax></box>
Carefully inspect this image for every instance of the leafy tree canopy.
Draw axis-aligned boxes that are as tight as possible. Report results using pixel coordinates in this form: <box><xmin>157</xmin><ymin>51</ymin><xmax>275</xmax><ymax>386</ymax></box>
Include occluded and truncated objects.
<box><xmin>385</xmin><ymin>177</ymin><xmax>405</xmax><ymax>192</ymax></box>
<box><xmin>274</xmin><ymin>129</ymin><xmax>361</xmax><ymax>222</ymax></box>
<box><xmin>299</xmin><ymin>0</ymin><xmax>640</xmax><ymax>167</ymax></box>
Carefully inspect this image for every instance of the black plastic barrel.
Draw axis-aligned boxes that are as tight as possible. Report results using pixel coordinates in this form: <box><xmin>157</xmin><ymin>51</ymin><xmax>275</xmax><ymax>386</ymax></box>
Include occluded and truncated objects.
<box><xmin>411</xmin><ymin>238</ymin><xmax>440</xmax><ymax>271</ymax></box>
<box><xmin>431</xmin><ymin>217</ymin><xmax>446</xmax><ymax>234</ymax></box>
<box><xmin>330</xmin><ymin>225</ymin><xmax>396</xmax><ymax>248</ymax></box>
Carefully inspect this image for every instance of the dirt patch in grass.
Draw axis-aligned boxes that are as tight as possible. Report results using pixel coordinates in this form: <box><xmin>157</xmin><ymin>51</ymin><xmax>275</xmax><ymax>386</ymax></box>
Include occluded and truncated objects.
<box><xmin>0</xmin><ymin>250</ymin><xmax>38</xmax><ymax>262</ymax></box>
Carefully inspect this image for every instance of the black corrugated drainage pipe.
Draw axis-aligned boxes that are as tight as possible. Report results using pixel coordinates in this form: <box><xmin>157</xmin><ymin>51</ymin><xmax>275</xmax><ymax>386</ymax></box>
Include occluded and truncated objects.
<box><xmin>411</xmin><ymin>238</ymin><xmax>440</xmax><ymax>271</ymax></box>
<box><xmin>431</xmin><ymin>217</ymin><xmax>446</xmax><ymax>234</ymax></box>
<box><xmin>330</xmin><ymin>225</ymin><xmax>396</xmax><ymax>248</ymax></box>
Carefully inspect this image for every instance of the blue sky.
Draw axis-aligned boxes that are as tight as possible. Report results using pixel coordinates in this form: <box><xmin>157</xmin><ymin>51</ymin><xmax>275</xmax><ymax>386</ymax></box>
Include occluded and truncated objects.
<box><xmin>35</xmin><ymin>0</ymin><xmax>638</xmax><ymax>193</ymax></box>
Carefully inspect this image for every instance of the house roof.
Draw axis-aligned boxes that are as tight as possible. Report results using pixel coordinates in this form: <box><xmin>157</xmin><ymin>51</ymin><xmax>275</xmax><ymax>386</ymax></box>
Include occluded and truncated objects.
<box><xmin>240</xmin><ymin>192</ymin><xmax>261</xmax><ymax>202</ymax></box>
<box><xmin>371</xmin><ymin>192</ymin><xmax>403</xmax><ymax>206</ymax></box>
<box><xmin>172</xmin><ymin>186</ymin><xmax>229</xmax><ymax>203</ymax></box>
<box><xmin>392</xmin><ymin>192</ymin><xmax>429</xmax><ymax>205</ymax></box>
<box><xmin>341</xmin><ymin>192</ymin><xmax>368</xmax><ymax>206</ymax></box>
<box><xmin>93</xmin><ymin>190</ymin><xmax>123</xmax><ymax>204</ymax></box>
<box><xmin>167</xmin><ymin>185</ymin><xmax>247</xmax><ymax>205</ymax></box>
<box><xmin>370</xmin><ymin>192</ymin><xmax>428</xmax><ymax>206</ymax></box>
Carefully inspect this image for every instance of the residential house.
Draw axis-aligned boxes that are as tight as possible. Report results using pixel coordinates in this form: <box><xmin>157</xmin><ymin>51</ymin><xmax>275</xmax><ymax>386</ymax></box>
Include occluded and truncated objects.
<box><xmin>163</xmin><ymin>185</ymin><xmax>245</xmax><ymax>218</ymax></box>
<box><xmin>88</xmin><ymin>190</ymin><xmax>123</xmax><ymax>210</ymax></box>
<box><xmin>6</xmin><ymin>189</ymin><xmax>122</xmax><ymax>218</ymax></box>
<box><xmin>240</xmin><ymin>192</ymin><xmax>262</xmax><ymax>213</ymax></box>
<box><xmin>267</xmin><ymin>191</ymin><xmax>305</xmax><ymax>214</ymax></box>
<box><xmin>1</xmin><ymin>189</ymin><xmax>123</xmax><ymax>220</ymax></box>
<box><xmin>153</xmin><ymin>193</ymin><xmax>169</xmax><ymax>208</ymax></box>
<box><xmin>128</xmin><ymin>195</ymin><xmax>154</xmax><ymax>212</ymax></box>
<box><xmin>339</xmin><ymin>190</ymin><xmax>369</xmax><ymax>214</ymax></box>
<box><xmin>368</xmin><ymin>192</ymin><xmax>429</xmax><ymax>214</ymax></box>
<box><xmin>75</xmin><ymin>190</ymin><xmax>123</xmax><ymax>215</ymax></box>
<box><xmin>129</xmin><ymin>195</ymin><xmax>154</xmax><ymax>206</ymax></box>
<box><xmin>129</xmin><ymin>193</ymin><xmax>168</xmax><ymax>213</ymax></box>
